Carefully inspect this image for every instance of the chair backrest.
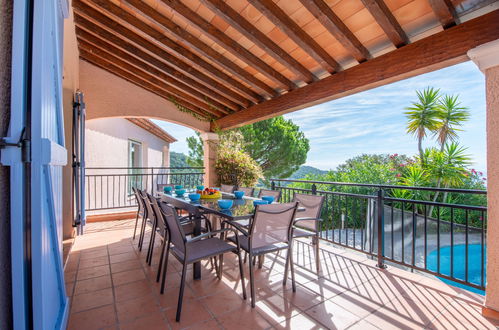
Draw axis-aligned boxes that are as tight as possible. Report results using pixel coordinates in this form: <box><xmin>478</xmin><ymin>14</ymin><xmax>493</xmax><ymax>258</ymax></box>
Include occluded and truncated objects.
<box><xmin>149</xmin><ymin>195</ymin><xmax>167</xmax><ymax>238</ymax></box>
<box><xmin>249</xmin><ymin>202</ymin><xmax>298</xmax><ymax>250</ymax></box>
<box><xmin>220</xmin><ymin>184</ymin><xmax>235</xmax><ymax>193</ymax></box>
<box><xmin>238</xmin><ymin>187</ymin><xmax>254</xmax><ymax>197</ymax></box>
<box><xmin>292</xmin><ymin>193</ymin><xmax>325</xmax><ymax>231</ymax></box>
<box><xmin>136</xmin><ymin>189</ymin><xmax>148</xmax><ymax>217</ymax></box>
<box><xmin>158</xmin><ymin>202</ymin><xmax>186</xmax><ymax>255</ymax></box>
<box><xmin>161</xmin><ymin>195</ymin><xmax>202</xmax><ymax>218</ymax></box>
<box><xmin>258</xmin><ymin>189</ymin><xmax>281</xmax><ymax>202</ymax></box>
<box><xmin>132</xmin><ymin>187</ymin><xmax>142</xmax><ymax>211</ymax></box>
<box><xmin>144</xmin><ymin>192</ymin><xmax>157</xmax><ymax>225</ymax></box>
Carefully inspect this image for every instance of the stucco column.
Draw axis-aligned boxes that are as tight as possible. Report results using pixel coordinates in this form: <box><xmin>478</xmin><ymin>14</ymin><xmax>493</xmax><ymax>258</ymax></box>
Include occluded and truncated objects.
<box><xmin>468</xmin><ymin>39</ymin><xmax>499</xmax><ymax>319</ymax></box>
<box><xmin>201</xmin><ymin>132</ymin><xmax>219</xmax><ymax>187</ymax></box>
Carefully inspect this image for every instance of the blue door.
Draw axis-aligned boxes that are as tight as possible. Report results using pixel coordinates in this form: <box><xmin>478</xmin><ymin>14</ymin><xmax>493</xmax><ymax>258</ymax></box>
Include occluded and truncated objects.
<box><xmin>3</xmin><ymin>0</ymin><xmax>70</xmax><ymax>329</ymax></box>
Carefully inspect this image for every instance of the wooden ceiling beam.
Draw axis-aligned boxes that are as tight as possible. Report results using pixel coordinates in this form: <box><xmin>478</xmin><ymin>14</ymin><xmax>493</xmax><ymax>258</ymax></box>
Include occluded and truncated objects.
<box><xmin>123</xmin><ymin>0</ymin><xmax>273</xmax><ymax>100</ymax></box>
<box><xmin>78</xmin><ymin>44</ymin><xmax>225</xmax><ymax>118</ymax></box>
<box><xmin>248</xmin><ymin>0</ymin><xmax>341</xmax><ymax>73</ymax></box>
<box><xmin>428</xmin><ymin>0</ymin><xmax>458</xmax><ymax>29</ymax></box>
<box><xmin>74</xmin><ymin>0</ymin><xmax>249</xmax><ymax>109</ymax></box>
<box><xmin>79</xmin><ymin>53</ymin><xmax>212</xmax><ymax>120</ymax></box>
<box><xmin>200</xmin><ymin>0</ymin><xmax>315</xmax><ymax>83</ymax></box>
<box><xmin>158</xmin><ymin>0</ymin><xmax>296</xmax><ymax>91</ymax></box>
<box><xmin>300</xmin><ymin>0</ymin><xmax>370</xmax><ymax>63</ymax></box>
<box><xmin>360</xmin><ymin>0</ymin><xmax>409</xmax><ymax>48</ymax></box>
<box><xmin>76</xmin><ymin>30</ymin><xmax>229</xmax><ymax>115</ymax></box>
<box><xmin>74</xmin><ymin>14</ymin><xmax>234</xmax><ymax>114</ymax></box>
<box><xmin>213</xmin><ymin>10</ymin><xmax>499</xmax><ymax>130</ymax></box>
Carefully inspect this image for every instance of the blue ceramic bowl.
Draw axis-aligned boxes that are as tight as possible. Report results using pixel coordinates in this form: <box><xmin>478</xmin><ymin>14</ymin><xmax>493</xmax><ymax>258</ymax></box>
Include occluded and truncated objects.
<box><xmin>196</xmin><ymin>185</ymin><xmax>205</xmax><ymax>191</ymax></box>
<box><xmin>261</xmin><ymin>195</ymin><xmax>275</xmax><ymax>203</ymax></box>
<box><xmin>234</xmin><ymin>190</ymin><xmax>245</xmax><ymax>199</ymax></box>
<box><xmin>217</xmin><ymin>199</ymin><xmax>233</xmax><ymax>210</ymax></box>
<box><xmin>253</xmin><ymin>200</ymin><xmax>269</xmax><ymax>206</ymax></box>
<box><xmin>163</xmin><ymin>186</ymin><xmax>173</xmax><ymax>193</ymax></box>
<box><xmin>174</xmin><ymin>185</ymin><xmax>183</xmax><ymax>190</ymax></box>
<box><xmin>188</xmin><ymin>193</ymin><xmax>201</xmax><ymax>202</ymax></box>
<box><xmin>175</xmin><ymin>189</ymin><xmax>186</xmax><ymax>197</ymax></box>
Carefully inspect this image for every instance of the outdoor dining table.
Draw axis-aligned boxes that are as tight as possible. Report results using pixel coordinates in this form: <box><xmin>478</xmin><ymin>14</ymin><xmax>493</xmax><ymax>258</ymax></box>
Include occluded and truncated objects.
<box><xmin>159</xmin><ymin>192</ymin><xmax>303</xmax><ymax>280</ymax></box>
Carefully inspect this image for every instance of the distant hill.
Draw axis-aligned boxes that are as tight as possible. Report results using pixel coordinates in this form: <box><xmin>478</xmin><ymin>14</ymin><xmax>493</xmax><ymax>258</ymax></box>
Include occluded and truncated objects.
<box><xmin>170</xmin><ymin>152</ymin><xmax>189</xmax><ymax>168</ymax></box>
<box><xmin>289</xmin><ymin>166</ymin><xmax>328</xmax><ymax>179</ymax></box>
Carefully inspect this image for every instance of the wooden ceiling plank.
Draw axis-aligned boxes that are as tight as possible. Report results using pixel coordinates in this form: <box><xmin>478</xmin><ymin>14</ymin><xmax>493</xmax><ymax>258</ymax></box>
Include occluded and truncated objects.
<box><xmin>80</xmin><ymin>54</ymin><xmax>212</xmax><ymax>120</ymax></box>
<box><xmin>213</xmin><ymin>10</ymin><xmax>499</xmax><ymax>130</ymax></box>
<box><xmin>124</xmin><ymin>0</ymin><xmax>272</xmax><ymax>100</ymax></box>
<box><xmin>74</xmin><ymin>0</ymin><xmax>249</xmax><ymax>109</ymax></box>
<box><xmin>428</xmin><ymin>0</ymin><xmax>458</xmax><ymax>29</ymax></box>
<box><xmin>360</xmin><ymin>0</ymin><xmax>409</xmax><ymax>48</ymax></box>
<box><xmin>300</xmin><ymin>0</ymin><xmax>370</xmax><ymax>63</ymax></box>
<box><xmin>78</xmin><ymin>43</ymin><xmax>224</xmax><ymax>118</ymax></box>
<box><xmin>248</xmin><ymin>0</ymin><xmax>341</xmax><ymax>73</ymax></box>
<box><xmin>158</xmin><ymin>0</ymin><xmax>297</xmax><ymax>91</ymax></box>
<box><xmin>200</xmin><ymin>0</ymin><xmax>316</xmax><ymax>83</ymax></box>
<box><xmin>74</xmin><ymin>14</ymin><xmax>233</xmax><ymax>114</ymax></box>
<box><xmin>76</xmin><ymin>29</ymin><xmax>229</xmax><ymax>115</ymax></box>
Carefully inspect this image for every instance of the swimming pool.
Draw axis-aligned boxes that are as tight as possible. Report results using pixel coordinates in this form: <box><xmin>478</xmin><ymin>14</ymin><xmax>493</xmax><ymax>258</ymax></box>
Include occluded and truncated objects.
<box><xmin>427</xmin><ymin>244</ymin><xmax>486</xmax><ymax>294</ymax></box>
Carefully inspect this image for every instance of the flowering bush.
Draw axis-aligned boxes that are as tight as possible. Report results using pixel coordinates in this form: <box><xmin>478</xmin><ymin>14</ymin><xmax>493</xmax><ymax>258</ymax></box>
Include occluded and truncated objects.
<box><xmin>215</xmin><ymin>131</ymin><xmax>262</xmax><ymax>187</ymax></box>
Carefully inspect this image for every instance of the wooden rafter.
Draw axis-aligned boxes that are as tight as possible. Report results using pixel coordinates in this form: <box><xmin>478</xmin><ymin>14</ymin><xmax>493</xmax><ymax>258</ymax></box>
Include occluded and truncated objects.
<box><xmin>200</xmin><ymin>0</ymin><xmax>315</xmax><ymax>83</ymax></box>
<box><xmin>248</xmin><ymin>0</ymin><xmax>341</xmax><ymax>73</ymax></box>
<box><xmin>74</xmin><ymin>14</ymin><xmax>235</xmax><ymax>114</ymax></box>
<box><xmin>213</xmin><ymin>10</ymin><xmax>499</xmax><ymax>130</ymax></box>
<box><xmin>428</xmin><ymin>0</ymin><xmax>458</xmax><ymax>29</ymax></box>
<box><xmin>158</xmin><ymin>0</ymin><xmax>297</xmax><ymax>91</ymax></box>
<box><xmin>78</xmin><ymin>43</ymin><xmax>225</xmax><ymax>118</ymax></box>
<box><xmin>76</xmin><ymin>30</ymin><xmax>229</xmax><ymax>115</ymax></box>
<box><xmin>300</xmin><ymin>0</ymin><xmax>370</xmax><ymax>63</ymax></box>
<box><xmin>123</xmin><ymin>0</ymin><xmax>274</xmax><ymax>99</ymax></box>
<box><xmin>79</xmin><ymin>52</ymin><xmax>212</xmax><ymax>120</ymax></box>
<box><xmin>360</xmin><ymin>0</ymin><xmax>408</xmax><ymax>48</ymax></box>
<box><xmin>74</xmin><ymin>0</ymin><xmax>250</xmax><ymax>109</ymax></box>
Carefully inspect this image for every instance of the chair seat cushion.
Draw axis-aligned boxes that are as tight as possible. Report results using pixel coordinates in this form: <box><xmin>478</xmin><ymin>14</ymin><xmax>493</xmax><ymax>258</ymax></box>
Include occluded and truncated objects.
<box><xmin>293</xmin><ymin>228</ymin><xmax>315</xmax><ymax>238</ymax></box>
<box><xmin>172</xmin><ymin>238</ymin><xmax>236</xmax><ymax>263</ymax></box>
<box><xmin>227</xmin><ymin>235</ymin><xmax>288</xmax><ymax>255</ymax></box>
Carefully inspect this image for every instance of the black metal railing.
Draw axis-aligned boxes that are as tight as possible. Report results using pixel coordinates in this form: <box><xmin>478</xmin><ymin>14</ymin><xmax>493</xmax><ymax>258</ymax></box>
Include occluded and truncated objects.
<box><xmin>271</xmin><ymin>178</ymin><xmax>487</xmax><ymax>291</ymax></box>
<box><xmin>85</xmin><ymin>167</ymin><xmax>204</xmax><ymax>211</ymax></box>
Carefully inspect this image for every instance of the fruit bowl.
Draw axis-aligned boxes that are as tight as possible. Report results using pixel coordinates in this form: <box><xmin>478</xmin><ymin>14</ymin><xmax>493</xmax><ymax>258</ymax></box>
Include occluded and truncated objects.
<box><xmin>200</xmin><ymin>191</ymin><xmax>222</xmax><ymax>199</ymax></box>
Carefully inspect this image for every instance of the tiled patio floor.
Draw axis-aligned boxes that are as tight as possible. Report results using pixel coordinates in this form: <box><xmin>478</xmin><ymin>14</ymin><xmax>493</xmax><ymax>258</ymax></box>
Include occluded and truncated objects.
<box><xmin>65</xmin><ymin>220</ymin><xmax>498</xmax><ymax>330</ymax></box>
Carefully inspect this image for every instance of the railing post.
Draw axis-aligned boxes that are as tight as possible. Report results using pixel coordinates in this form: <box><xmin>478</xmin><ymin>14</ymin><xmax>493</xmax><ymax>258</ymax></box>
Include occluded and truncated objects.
<box><xmin>311</xmin><ymin>183</ymin><xmax>317</xmax><ymax>195</ymax></box>
<box><xmin>271</xmin><ymin>180</ymin><xmax>275</xmax><ymax>190</ymax></box>
<box><xmin>150</xmin><ymin>168</ymin><xmax>154</xmax><ymax>195</ymax></box>
<box><xmin>376</xmin><ymin>188</ymin><xmax>386</xmax><ymax>268</ymax></box>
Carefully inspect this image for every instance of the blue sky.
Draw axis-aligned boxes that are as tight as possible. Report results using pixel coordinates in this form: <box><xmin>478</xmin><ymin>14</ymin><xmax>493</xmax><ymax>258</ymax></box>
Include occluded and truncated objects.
<box><xmin>154</xmin><ymin>61</ymin><xmax>486</xmax><ymax>173</ymax></box>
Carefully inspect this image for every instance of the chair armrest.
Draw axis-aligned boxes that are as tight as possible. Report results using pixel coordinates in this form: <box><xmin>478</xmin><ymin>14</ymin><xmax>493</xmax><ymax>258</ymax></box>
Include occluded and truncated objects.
<box><xmin>186</xmin><ymin>228</ymin><xmax>235</xmax><ymax>243</ymax></box>
<box><xmin>222</xmin><ymin>220</ymin><xmax>249</xmax><ymax>236</ymax></box>
<box><xmin>294</xmin><ymin>217</ymin><xmax>322</xmax><ymax>224</ymax></box>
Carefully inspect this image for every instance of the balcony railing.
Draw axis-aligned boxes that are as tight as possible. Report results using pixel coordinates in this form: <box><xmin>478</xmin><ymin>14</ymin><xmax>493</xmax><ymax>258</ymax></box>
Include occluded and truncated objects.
<box><xmin>85</xmin><ymin>167</ymin><xmax>204</xmax><ymax>211</ymax></box>
<box><xmin>271</xmin><ymin>178</ymin><xmax>487</xmax><ymax>292</ymax></box>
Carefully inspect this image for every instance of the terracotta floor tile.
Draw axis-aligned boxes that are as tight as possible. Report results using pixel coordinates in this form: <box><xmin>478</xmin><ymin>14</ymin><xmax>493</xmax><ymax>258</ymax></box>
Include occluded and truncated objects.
<box><xmin>164</xmin><ymin>299</ymin><xmax>213</xmax><ymax>329</ymax></box>
<box><xmin>119</xmin><ymin>312</ymin><xmax>169</xmax><ymax>330</ymax></box>
<box><xmin>303</xmin><ymin>299</ymin><xmax>361</xmax><ymax>330</ymax></box>
<box><xmin>216</xmin><ymin>304</ymin><xmax>272</xmax><ymax>330</ymax></box>
<box><xmin>426</xmin><ymin>299</ymin><xmax>498</xmax><ymax>330</ymax></box>
<box><xmin>346</xmin><ymin>319</ymin><xmax>381</xmax><ymax>330</ymax></box>
<box><xmin>275</xmin><ymin>312</ymin><xmax>327</xmax><ymax>330</ymax></box>
<box><xmin>114</xmin><ymin>279</ymin><xmax>153</xmax><ymax>303</ymax></box>
<box><xmin>109</xmin><ymin>252</ymin><xmax>138</xmax><ymax>264</ymax></box>
<box><xmin>108</xmin><ymin>244</ymin><xmax>135</xmax><ymax>256</ymax></box>
<box><xmin>185</xmin><ymin>318</ymin><xmax>222</xmax><ymax>329</ymax></box>
<box><xmin>327</xmin><ymin>290</ymin><xmax>383</xmax><ymax>319</ymax></box>
<box><xmin>65</xmin><ymin>270</ymin><xmax>77</xmax><ymax>284</ymax></box>
<box><xmin>71</xmin><ymin>288</ymin><xmax>114</xmax><ymax>313</ymax></box>
<box><xmin>157</xmin><ymin>284</ymin><xmax>197</xmax><ymax>310</ymax></box>
<box><xmin>200</xmin><ymin>287</ymin><xmax>248</xmax><ymax>316</ymax></box>
<box><xmin>77</xmin><ymin>265</ymin><xmax>110</xmax><ymax>281</ymax></box>
<box><xmin>112</xmin><ymin>268</ymin><xmax>146</xmax><ymax>286</ymax></box>
<box><xmin>110</xmin><ymin>259</ymin><xmax>143</xmax><ymax>274</ymax></box>
<box><xmin>278</xmin><ymin>285</ymin><xmax>325</xmax><ymax>311</ymax></box>
<box><xmin>116</xmin><ymin>292</ymin><xmax>161</xmax><ymax>323</ymax></box>
<box><xmin>74</xmin><ymin>275</ymin><xmax>112</xmax><ymax>296</ymax></box>
<box><xmin>67</xmin><ymin>304</ymin><xmax>117</xmax><ymax>330</ymax></box>
<box><xmin>78</xmin><ymin>255</ymin><xmax>109</xmax><ymax>269</ymax></box>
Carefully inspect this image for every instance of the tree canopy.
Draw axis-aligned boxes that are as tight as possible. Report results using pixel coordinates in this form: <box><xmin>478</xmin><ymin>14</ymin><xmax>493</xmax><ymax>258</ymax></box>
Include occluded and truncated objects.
<box><xmin>185</xmin><ymin>132</ymin><xmax>204</xmax><ymax>167</ymax></box>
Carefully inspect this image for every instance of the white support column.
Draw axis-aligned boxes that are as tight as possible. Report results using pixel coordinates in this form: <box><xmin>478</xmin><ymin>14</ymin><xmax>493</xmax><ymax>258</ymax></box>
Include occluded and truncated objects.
<box><xmin>468</xmin><ymin>39</ymin><xmax>499</xmax><ymax>320</ymax></box>
<box><xmin>200</xmin><ymin>132</ymin><xmax>219</xmax><ymax>188</ymax></box>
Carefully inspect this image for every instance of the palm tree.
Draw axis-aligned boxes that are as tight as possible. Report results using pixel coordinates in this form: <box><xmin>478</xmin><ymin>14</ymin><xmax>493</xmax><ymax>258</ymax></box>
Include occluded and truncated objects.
<box><xmin>405</xmin><ymin>87</ymin><xmax>441</xmax><ymax>165</ymax></box>
<box><xmin>435</xmin><ymin>94</ymin><xmax>470</xmax><ymax>151</ymax></box>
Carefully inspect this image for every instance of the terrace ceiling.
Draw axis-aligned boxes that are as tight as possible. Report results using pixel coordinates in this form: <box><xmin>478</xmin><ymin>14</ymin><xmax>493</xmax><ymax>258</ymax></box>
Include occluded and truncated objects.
<box><xmin>73</xmin><ymin>0</ymin><xmax>499</xmax><ymax>130</ymax></box>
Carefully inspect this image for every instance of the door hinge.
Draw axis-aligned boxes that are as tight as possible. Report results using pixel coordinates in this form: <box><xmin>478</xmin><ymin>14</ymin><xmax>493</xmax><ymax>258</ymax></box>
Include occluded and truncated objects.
<box><xmin>1</xmin><ymin>128</ymin><xmax>31</xmax><ymax>163</ymax></box>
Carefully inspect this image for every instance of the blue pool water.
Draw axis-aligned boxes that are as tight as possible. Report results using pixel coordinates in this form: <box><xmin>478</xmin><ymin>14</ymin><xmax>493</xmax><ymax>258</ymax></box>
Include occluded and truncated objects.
<box><xmin>427</xmin><ymin>244</ymin><xmax>486</xmax><ymax>295</ymax></box>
